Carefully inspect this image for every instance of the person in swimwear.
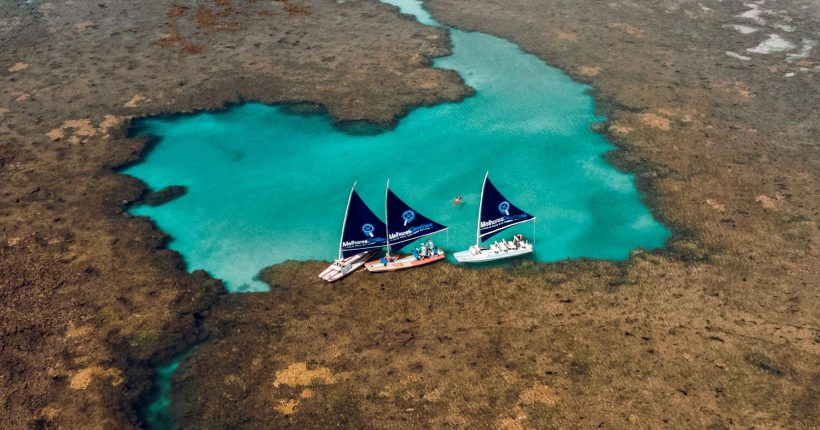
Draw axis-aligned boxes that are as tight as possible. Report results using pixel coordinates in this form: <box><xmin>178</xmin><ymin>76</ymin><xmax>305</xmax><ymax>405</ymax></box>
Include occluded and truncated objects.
<box><xmin>453</xmin><ymin>195</ymin><xmax>463</xmax><ymax>206</ymax></box>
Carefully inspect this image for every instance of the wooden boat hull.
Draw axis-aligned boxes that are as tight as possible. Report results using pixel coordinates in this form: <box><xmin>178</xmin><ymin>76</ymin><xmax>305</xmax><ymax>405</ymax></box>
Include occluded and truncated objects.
<box><xmin>453</xmin><ymin>243</ymin><xmax>533</xmax><ymax>263</ymax></box>
<box><xmin>365</xmin><ymin>252</ymin><xmax>446</xmax><ymax>272</ymax></box>
<box><xmin>319</xmin><ymin>249</ymin><xmax>379</xmax><ymax>282</ymax></box>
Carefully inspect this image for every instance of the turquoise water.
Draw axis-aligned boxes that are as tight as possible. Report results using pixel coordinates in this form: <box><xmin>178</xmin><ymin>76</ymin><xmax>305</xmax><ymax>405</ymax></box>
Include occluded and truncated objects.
<box><xmin>139</xmin><ymin>349</ymin><xmax>193</xmax><ymax>430</ymax></box>
<box><xmin>390</xmin><ymin>0</ymin><xmax>437</xmax><ymax>26</ymax></box>
<box><xmin>124</xmin><ymin>1</ymin><xmax>669</xmax><ymax>293</ymax></box>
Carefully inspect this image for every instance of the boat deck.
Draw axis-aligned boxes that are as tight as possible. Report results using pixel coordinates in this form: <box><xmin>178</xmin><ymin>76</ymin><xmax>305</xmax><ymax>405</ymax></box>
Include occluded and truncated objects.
<box><xmin>453</xmin><ymin>242</ymin><xmax>533</xmax><ymax>263</ymax></box>
<box><xmin>318</xmin><ymin>249</ymin><xmax>378</xmax><ymax>282</ymax></box>
<box><xmin>365</xmin><ymin>252</ymin><xmax>446</xmax><ymax>272</ymax></box>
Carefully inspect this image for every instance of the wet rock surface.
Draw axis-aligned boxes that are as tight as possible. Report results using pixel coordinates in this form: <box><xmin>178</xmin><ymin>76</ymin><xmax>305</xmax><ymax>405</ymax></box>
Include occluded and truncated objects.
<box><xmin>0</xmin><ymin>0</ymin><xmax>467</xmax><ymax>428</ymax></box>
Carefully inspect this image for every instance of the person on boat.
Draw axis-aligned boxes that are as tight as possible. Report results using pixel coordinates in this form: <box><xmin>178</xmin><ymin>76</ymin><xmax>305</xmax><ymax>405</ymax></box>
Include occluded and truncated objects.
<box><xmin>419</xmin><ymin>244</ymin><xmax>427</xmax><ymax>259</ymax></box>
<box><xmin>452</xmin><ymin>196</ymin><xmax>463</xmax><ymax>206</ymax></box>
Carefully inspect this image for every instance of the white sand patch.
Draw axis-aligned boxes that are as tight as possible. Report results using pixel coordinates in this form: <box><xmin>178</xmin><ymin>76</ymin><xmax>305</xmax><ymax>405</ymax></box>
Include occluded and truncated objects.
<box><xmin>756</xmin><ymin>194</ymin><xmax>781</xmax><ymax>209</ymax></box>
<box><xmin>579</xmin><ymin>159</ymin><xmax>633</xmax><ymax>193</ymax></box>
<box><xmin>273</xmin><ymin>362</ymin><xmax>335</xmax><ymax>388</ymax></box>
<box><xmin>785</xmin><ymin>39</ymin><xmax>816</xmax><ymax>62</ymax></box>
<box><xmin>706</xmin><ymin>199</ymin><xmax>727</xmax><ymax>213</ymax></box>
<box><xmin>8</xmin><ymin>62</ymin><xmax>28</xmax><ymax>72</ymax></box>
<box><xmin>725</xmin><ymin>24</ymin><xmax>759</xmax><ymax>34</ymax></box>
<box><xmin>726</xmin><ymin>51</ymin><xmax>752</xmax><ymax>60</ymax></box>
<box><xmin>772</xmin><ymin>23</ymin><xmax>794</xmax><ymax>32</ymax></box>
<box><xmin>577</xmin><ymin>66</ymin><xmax>601</xmax><ymax>76</ymax></box>
<box><xmin>746</xmin><ymin>34</ymin><xmax>795</xmax><ymax>54</ymax></box>
<box><xmin>735</xmin><ymin>2</ymin><xmax>766</xmax><ymax>25</ymax></box>
<box><xmin>124</xmin><ymin>94</ymin><xmax>147</xmax><ymax>108</ymax></box>
<box><xmin>75</xmin><ymin>20</ymin><xmax>96</xmax><ymax>31</ymax></box>
<box><xmin>519</xmin><ymin>384</ymin><xmax>559</xmax><ymax>406</ymax></box>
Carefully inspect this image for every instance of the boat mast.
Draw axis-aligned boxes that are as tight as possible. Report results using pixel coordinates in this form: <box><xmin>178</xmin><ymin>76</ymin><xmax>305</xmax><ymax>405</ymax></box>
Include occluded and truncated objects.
<box><xmin>384</xmin><ymin>179</ymin><xmax>391</xmax><ymax>257</ymax></box>
<box><xmin>338</xmin><ymin>181</ymin><xmax>357</xmax><ymax>260</ymax></box>
<box><xmin>476</xmin><ymin>171</ymin><xmax>488</xmax><ymax>246</ymax></box>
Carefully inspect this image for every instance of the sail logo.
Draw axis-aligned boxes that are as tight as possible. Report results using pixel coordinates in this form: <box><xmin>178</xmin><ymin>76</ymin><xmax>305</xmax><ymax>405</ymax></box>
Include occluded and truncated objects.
<box><xmin>361</xmin><ymin>223</ymin><xmax>375</xmax><ymax>237</ymax></box>
<box><xmin>343</xmin><ymin>237</ymin><xmax>386</xmax><ymax>249</ymax></box>
<box><xmin>498</xmin><ymin>201</ymin><xmax>511</xmax><ymax>216</ymax></box>
<box><xmin>402</xmin><ymin>210</ymin><xmax>416</xmax><ymax>226</ymax></box>
<box><xmin>389</xmin><ymin>223</ymin><xmax>433</xmax><ymax>241</ymax></box>
<box><xmin>480</xmin><ymin>213</ymin><xmax>528</xmax><ymax>230</ymax></box>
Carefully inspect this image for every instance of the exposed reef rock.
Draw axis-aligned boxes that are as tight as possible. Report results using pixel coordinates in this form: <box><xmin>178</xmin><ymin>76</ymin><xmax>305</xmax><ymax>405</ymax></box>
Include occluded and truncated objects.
<box><xmin>0</xmin><ymin>0</ymin><xmax>468</xmax><ymax>427</ymax></box>
<box><xmin>173</xmin><ymin>260</ymin><xmax>819</xmax><ymax>428</ymax></box>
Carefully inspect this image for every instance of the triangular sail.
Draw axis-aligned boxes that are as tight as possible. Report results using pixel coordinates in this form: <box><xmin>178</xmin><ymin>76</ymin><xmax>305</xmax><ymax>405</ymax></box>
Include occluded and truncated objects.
<box><xmin>386</xmin><ymin>186</ymin><xmax>447</xmax><ymax>250</ymax></box>
<box><xmin>340</xmin><ymin>188</ymin><xmax>387</xmax><ymax>257</ymax></box>
<box><xmin>478</xmin><ymin>174</ymin><xmax>535</xmax><ymax>242</ymax></box>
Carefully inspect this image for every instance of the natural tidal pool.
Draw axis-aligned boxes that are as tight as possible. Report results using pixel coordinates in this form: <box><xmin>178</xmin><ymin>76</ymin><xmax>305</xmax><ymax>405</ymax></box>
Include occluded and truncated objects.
<box><xmin>125</xmin><ymin>0</ymin><xmax>669</xmax><ymax>293</ymax></box>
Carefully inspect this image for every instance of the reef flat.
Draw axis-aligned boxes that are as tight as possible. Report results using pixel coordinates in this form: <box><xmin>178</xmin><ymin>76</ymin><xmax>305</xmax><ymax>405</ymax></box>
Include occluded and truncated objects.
<box><xmin>1</xmin><ymin>0</ymin><xmax>817</xmax><ymax>429</ymax></box>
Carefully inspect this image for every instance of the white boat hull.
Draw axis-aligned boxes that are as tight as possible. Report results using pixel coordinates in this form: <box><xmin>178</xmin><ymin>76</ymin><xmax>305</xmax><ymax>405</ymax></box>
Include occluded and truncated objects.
<box><xmin>453</xmin><ymin>242</ymin><xmax>533</xmax><ymax>263</ymax></box>
<box><xmin>318</xmin><ymin>249</ymin><xmax>379</xmax><ymax>282</ymax></box>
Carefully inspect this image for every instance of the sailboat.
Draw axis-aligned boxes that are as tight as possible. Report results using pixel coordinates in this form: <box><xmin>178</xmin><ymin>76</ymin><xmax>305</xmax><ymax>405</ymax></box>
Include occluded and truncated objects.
<box><xmin>453</xmin><ymin>172</ymin><xmax>536</xmax><ymax>263</ymax></box>
<box><xmin>319</xmin><ymin>182</ymin><xmax>387</xmax><ymax>282</ymax></box>
<box><xmin>365</xmin><ymin>180</ymin><xmax>448</xmax><ymax>272</ymax></box>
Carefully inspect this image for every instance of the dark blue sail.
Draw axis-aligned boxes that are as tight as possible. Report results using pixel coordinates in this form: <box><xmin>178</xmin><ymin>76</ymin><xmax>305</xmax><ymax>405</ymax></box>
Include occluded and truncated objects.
<box><xmin>479</xmin><ymin>175</ymin><xmax>535</xmax><ymax>241</ymax></box>
<box><xmin>386</xmin><ymin>188</ymin><xmax>447</xmax><ymax>249</ymax></box>
<box><xmin>340</xmin><ymin>189</ymin><xmax>387</xmax><ymax>257</ymax></box>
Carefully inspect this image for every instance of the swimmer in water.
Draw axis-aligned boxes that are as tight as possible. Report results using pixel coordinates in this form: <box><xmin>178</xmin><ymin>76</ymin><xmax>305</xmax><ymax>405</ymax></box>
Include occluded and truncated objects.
<box><xmin>453</xmin><ymin>195</ymin><xmax>463</xmax><ymax>206</ymax></box>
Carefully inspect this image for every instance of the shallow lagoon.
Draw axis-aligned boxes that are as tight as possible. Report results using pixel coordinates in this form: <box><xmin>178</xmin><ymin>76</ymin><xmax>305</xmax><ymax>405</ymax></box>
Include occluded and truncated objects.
<box><xmin>125</xmin><ymin>3</ymin><xmax>669</xmax><ymax>293</ymax></box>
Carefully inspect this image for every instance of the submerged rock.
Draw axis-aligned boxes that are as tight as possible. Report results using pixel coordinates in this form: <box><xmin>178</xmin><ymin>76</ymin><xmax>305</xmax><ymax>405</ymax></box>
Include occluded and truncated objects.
<box><xmin>590</xmin><ymin>121</ymin><xmax>607</xmax><ymax>133</ymax></box>
<box><xmin>142</xmin><ymin>185</ymin><xmax>188</xmax><ymax>206</ymax></box>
